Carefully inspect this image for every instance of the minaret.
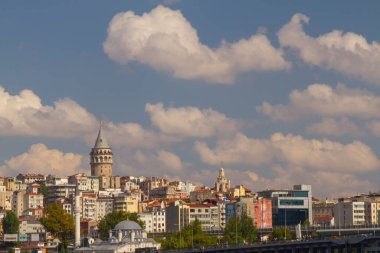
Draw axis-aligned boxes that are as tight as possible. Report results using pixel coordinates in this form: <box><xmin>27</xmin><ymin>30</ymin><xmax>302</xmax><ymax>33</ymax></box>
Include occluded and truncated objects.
<box><xmin>74</xmin><ymin>186</ymin><xmax>81</xmax><ymax>248</ymax></box>
<box><xmin>90</xmin><ymin>122</ymin><xmax>113</xmax><ymax>177</ymax></box>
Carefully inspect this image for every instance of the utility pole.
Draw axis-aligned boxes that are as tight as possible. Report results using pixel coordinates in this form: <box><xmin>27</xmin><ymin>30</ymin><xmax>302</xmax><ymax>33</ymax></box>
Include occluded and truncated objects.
<box><xmin>284</xmin><ymin>208</ymin><xmax>287</xmax><ymax>241</ymax></box>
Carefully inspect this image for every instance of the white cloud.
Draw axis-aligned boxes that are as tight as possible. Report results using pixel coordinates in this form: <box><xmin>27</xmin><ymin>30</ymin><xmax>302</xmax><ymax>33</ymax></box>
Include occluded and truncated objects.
<box><xmin>0</xmin><ymin>86</ymin><xmax>178</xmax><ymax>150</ymax></box>
<box><xmin>278</xmin><ymin>13</ymin><xmax>380</xmax><ymax>84</ymax></box>
<box><xmin>257</xmin><ymin>83</ymin><xmax>380</xmax><ymax>120</ymax></box>
<box><xmin>0</xmin><ymin>144</ymin><xmax>87</xmax><ymax>176</ymax></box>
<box><xmin>0</xmin><ymin>86</ymin><xmax>97</xmax><ymax>138</ymax></box>
<box><xmin>306</xmin><ymin>117</ymin><xmax>364</xmax><ymax>136</ymax></box>
<box><xmin>103</xmin><ymin>5</ymin><xmax>290</xmax><ymax>84</ymax></box>
<box><xmin>95</xmin><ymin>121</ymin><xmax>179</xmax><ymax>149</ymax></box>
<box><xmin>194</xmin><ymin>132</ymin><xmax>380</xmax><ymax>172</ymax></box>
<box><xmin>145</xmin><ymin>102</ymin><xmax>240</xmax><ymax>138</ymax></box>
<box><xmin>114</xmin><ymin>149</ymin><xmax>186</xmax><ymax>178</ymax></box>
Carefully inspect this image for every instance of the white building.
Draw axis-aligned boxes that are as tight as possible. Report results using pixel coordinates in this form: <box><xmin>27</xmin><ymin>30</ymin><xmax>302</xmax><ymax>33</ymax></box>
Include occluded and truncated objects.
<box><xmin>75</xmin><ymin>220</ymin><xmax>160</xmax><ymax>253</ymax></box>
<box><xmin>138</xmin><ymin>209</ymin><xmax>166</xmax><ymax>233</ymax></box>
<box><xmin>96</xmin><ymin>197</ymin><xmax>114</xmax><ymax>221</ymax></box>
<box><xmin>334</xmin><ymin>200</ymin><xmax>365</xmax><ymax>226</ymax></box>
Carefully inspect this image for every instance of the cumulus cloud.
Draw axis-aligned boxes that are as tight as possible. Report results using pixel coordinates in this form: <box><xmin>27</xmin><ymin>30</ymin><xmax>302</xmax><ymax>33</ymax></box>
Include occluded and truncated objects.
<box><xmin>194</xmin><ymin>132</ymin><xmax>380</xmax><ymax>172</ymax></box>
<box><xmin>0</xmin><ymin>144</ymin><xmax>87</xmax><ymax>176</ymax></box>
<box><xmin>257</xmin><ymin>83</ymin><xmax>380</xmax><ymax>120</ymax></box>
<box><xmin>306</xmin><ymin>117</ymin><xmax>364</xmax><ymax>136</ymax></box>
<box><xmin>278</xmin><ymin>13</ymin><xmax>380</xmax><ymax>84</ymax></box>
<box><xmin>95</xmin><ymin>121</ymin><xmax>179</xmax><ymax>149</ymax></box>
<box><xmin>0</xmin><ymin>86</ymin><xmax>97</xmax><ymax>138</ymax></box>
<box><xmin>114</xmin><ymin>149</ymin><xmax>186</xmax><ymax>178</ymax></box>
<box><xmin>103</xmin><ymin>5</ymin><xmax>290</xmax><ymax>84</ymax></box>
<box><xmin>0</xmin><ymin>86</ymin><xmax>178</xmax><ymax>150</ymax></box>
<box><xmin>145</xmin><ymin>102</ymin><xmax>241</xmax><ymax>138</ymax></box>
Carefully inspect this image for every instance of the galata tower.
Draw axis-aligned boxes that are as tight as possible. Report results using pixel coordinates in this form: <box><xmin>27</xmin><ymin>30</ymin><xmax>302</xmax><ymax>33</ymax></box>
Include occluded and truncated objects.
<box><xmin>90</xmin><ymin>122</ymin><xmax>113</xmax><ymax>177</ymax></box>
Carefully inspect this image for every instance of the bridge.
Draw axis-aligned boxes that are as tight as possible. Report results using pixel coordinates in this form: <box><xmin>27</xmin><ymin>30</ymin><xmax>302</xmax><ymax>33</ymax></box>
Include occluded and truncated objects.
<box><xmin>256</xmin><ymin>225</ymin><xmax>380</xmax><ymax>238</ymax></box>
<box><xmin>178</xmin><ymin>236</ymin><xmax>380</xmax><ymax>253</ymax></box>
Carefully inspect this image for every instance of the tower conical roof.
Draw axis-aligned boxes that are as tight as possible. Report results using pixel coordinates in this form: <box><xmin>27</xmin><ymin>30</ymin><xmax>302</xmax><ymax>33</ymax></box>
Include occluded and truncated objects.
<box><xmin>94</xmin><ymin>122</ymin><xmax>110</xmax><ymax>149</ymax></box>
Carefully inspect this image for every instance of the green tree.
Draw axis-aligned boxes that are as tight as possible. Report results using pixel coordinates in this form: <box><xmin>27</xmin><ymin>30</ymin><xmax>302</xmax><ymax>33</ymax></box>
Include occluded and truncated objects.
<box><xmin>39</xmin><ymin>184</ymin><xmax>48</xmax><ymax>198</ymax></box>
<box><xmin>2</xmin><ymin>211</ymin><xmax>20</xmax><ymax>249</ymax></box>
<box><xmin>223</xmin><ymin>215</ymin><xmax>258</xmax><ymax>245</ymax></box>
<box><xmin>98</xmin><ymin>211</ymin><xmax>144</xmax><ymax>240</ymax></box>
<box><xmin>2</xmin><ymin>211</ymin><xmax>19</xmax><ymax>234</ymax></box>
<box><xmin>127</xmin><ymin>212</ymin><xmax>145</xmax><ymax>228</ymax></box>
<box><xmin>269</xmin><ymin>227</ymin><xmax>293</xmax><ymax>241</ymax></box>
<box><xmin>160</xmin><ymin>220</ymin><xmax>216</xmax><ymax>250</ymax></box>
<box><xmin>40</xmin><ymin>203</ymin><xmax>74</xmax><ymax>249</ymax></box>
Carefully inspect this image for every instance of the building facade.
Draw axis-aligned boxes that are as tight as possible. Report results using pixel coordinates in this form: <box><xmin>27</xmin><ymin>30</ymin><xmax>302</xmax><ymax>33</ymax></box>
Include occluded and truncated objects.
<box><xmin>258</xmin><ymin>184</ymin><xmax>312</xmax><ymax>226</ymax></box>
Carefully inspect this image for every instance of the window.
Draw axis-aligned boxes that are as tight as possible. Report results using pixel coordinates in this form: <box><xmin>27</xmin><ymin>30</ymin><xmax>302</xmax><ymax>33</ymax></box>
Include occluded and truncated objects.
<box><xmin>280</xmin><ymin>199</ymin><xmax>304</xmax><ymax>206</ymax></box>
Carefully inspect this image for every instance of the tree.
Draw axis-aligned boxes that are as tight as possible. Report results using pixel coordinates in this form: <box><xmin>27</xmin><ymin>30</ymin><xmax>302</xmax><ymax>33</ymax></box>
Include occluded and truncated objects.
<box><xmin>2</xmin><ymin>211</ymin><xmax>20</xmax><ymax>249</ymax></box>
<box><xmin>98</xmin><ymin>211</ymin><xmax>144</xmax><ymax>240</ymax></box>
<box><xmin>2</xmin><ymin>211</ymin><xmax>19</xmax><ymax>234</ymax></box>
<box><xmin>223</xmin><ymin>215</ymin><xmax>258</xmax><ymax>245</ymax></box>
<box><xmin>160</xmin><ymin>220</ymin><xmax>216</xmax><ymax>250</ymax></box>
<box><xmin>40</xmin><ymin>203</ymin><xmax>74</xmax><ymax>249</ymax></box>
<box><xmin>269</xmin><ymin>227</ymin><xmax>293</xmax><ymax>241</ymax></box>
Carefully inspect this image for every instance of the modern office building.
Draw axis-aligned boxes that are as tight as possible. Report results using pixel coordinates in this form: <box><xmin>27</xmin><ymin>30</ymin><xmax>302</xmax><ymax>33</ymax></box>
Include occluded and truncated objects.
<box><xmin>258</xmin><ymin>184</ymin><xmax>312</xmax><ymax>226</ymax></box>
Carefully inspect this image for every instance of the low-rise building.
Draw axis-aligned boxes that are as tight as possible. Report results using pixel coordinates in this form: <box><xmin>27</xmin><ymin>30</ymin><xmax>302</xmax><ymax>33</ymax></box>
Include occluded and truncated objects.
<box><xmin>333</xmin><ymin>200</ymin><xmax>365</xmax><ymax>226</ymax></box>
<box><xmin>75</xmin><ymin>220</ymin><xmax>160</xmax><ymax>253</ymax></box>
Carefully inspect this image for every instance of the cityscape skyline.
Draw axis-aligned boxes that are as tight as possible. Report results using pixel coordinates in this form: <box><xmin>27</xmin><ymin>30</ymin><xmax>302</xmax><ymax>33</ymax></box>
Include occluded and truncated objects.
<box><xmin>0</xmin><ymin>1</ymin><xmax>380</xmax><ymax>198</ymax></box>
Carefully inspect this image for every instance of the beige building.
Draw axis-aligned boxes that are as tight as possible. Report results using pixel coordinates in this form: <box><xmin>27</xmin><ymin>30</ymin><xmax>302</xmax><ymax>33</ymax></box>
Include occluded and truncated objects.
<box><xmin>114</xmin><ymin>194</ymin><xmax>138</xmax><ymax>213</ymax></box>
<box><xmin>80</xmin><ymin>192</ymin><xmax>97</xmax><ymax>220</ymax></box>
<box><xmin>0</xmin><ymin>186</ymin><xmax>6</xmax><ymax>210</ymax></box>
<box><xmin>100</xmin><ymin>176</ymin><xmax>120</xmax><ymax>190</ymax></box>
<box><xmin>24</xmin><ymin>192</ymin><xmax>44</xmax><ymax>210</ymax></box>
<box><xmin>12</xmin><ymin>190</ymin><xmax>26</xmax><ymax>217</ymax></box>
<box><xmin>365</xmin><ymin>202</ymin><xmax>380</xmax><ymax>225</ymax></box>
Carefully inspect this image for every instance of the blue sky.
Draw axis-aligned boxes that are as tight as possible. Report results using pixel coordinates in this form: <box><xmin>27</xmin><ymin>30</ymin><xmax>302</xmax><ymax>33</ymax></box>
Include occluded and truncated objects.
<box><xmin>1</xmin><ymin>0</ymin><xmax>380</xmax><ymax>198</ymax></box>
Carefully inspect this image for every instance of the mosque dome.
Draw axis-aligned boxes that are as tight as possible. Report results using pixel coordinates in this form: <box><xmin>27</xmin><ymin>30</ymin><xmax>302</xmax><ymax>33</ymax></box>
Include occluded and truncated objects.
<box><xmin>114</xmin><ymin>220</ymin><xmax>142</xmax><ymax>230</ymax></box>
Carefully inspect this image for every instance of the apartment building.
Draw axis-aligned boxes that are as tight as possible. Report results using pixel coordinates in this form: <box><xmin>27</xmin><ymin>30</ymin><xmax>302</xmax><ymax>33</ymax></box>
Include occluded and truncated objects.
<box><xmin>12</xmin><ymin>190</ymin><xmax>26</xmax><ymax>217</ymax></box>
<box><xmin>45</xmin><ymin>184</ymin><xmax>76</xmax><ymax>205</ymax></box>
<box><xmin>165</xmin><ymin>200</ymin><xmax>190</xmax><ymax>232</ymax></box>
<box><xmin>139</xmin><ymin>209</ymin><xmax>166</xmax><ymax>233</ymax></box>
<box><xmin>68</xmin><ymin>174</ymin><xmax>100</xmax><ymax>193</ymax></box>
<box><xmin>96</xmin><ymin>196</ymin><xmax>114</xmax><ymax>221</ymax></box>
<box><xmin>113</xmin><ymin>194</ymin><xmax>138</xmax><ymax>213</ymax></box>
<box><xmin>333</xmin><ymin>200</ymin><xmax>365</xmax><ymax>226</ymax></box>
<box><xmin>16</xmin><ymin>174</ymin><xmax>45</xmax><ymax>184</ymax></box>
<box><xmin>80</xmin><ymin>192</ymin><xmax>97</xmax><ymax>220</ymax></box>
<box><xmin>365</xmin><ymin>202</ymin><xmax>380</xmax><ymax>224</ymax></box>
